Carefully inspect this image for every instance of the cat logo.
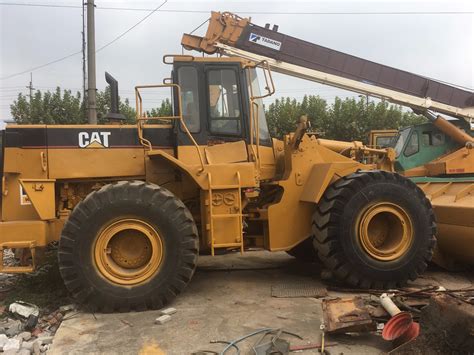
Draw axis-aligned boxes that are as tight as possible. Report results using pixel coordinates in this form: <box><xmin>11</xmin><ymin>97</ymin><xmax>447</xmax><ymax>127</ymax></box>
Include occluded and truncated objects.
<box><xmin>78</xmin><ymin>131</ymin><xmax>111</xmax><ymax>148</ymax></box>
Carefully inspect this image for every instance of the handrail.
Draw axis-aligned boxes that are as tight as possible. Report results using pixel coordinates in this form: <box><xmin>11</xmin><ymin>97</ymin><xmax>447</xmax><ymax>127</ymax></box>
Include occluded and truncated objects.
<box><xmin>246</xmin><ymin>60</ymin><xmax>276</xmax><ymax>168</ymax></box>
<box><xmin>247</xmin><ymin>69</ymin><xmax>258</xmax><ymax>165</ymax></box>
<box><xmin>255</xmin><ymin>61</ymin><xmax>276</xmax><ymax>99</ymax></box>
<box><xmin>252</xmin><ymin>100</ymin><xmax>261</xmax><ymax>169</ymax></box>
<box><xmin>134</xmin><ymin>83</ymin><xmax>205</xmax><ymax>171</ymax></box>
<box><xmin>163</xmin><ymin>54</ymin><xmax>194</xmax><ymax>65</ymax></box>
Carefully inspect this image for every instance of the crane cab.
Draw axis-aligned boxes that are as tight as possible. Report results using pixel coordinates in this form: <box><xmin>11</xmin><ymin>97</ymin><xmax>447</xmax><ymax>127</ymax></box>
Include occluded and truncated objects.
<box><xmin>392</xmin><ymin>120</ymin><xmax>473</xmax><ymax>175</ymax></box>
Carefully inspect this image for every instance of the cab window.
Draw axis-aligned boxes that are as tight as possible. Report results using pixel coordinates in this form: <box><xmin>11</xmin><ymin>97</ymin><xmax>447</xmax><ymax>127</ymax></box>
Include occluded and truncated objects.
<box><xmin>394</xmin><ymin>128</ymin><xmax>410</xmax><ymax>157</ymax></box>
<box><xmin>207</xmin><ymin>69</ymin><xmax>242</xmax><ymax>135</ymax></box>
<box><xmin>177</xmin><ymin>66</ymin><xmax>200</xmax><ymax>133</ymax></box>
<box><xmin>375</xmin><ymin>136</ymin><xmax>394</xmax><ymax>148</ymax></box>
<box><xmin>422</xmin><ymin>131</ymin><xmax>445</xmax><ymax>146</ymax></box>
<box><xmin>404</xmin><ymin>131</ymin><xmax>419</xmax><ymax>156</ymax></box>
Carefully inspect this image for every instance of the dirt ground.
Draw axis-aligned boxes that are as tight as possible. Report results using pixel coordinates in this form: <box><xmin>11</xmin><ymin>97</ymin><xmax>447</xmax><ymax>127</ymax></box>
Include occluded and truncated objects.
<box><xmin>47</xmin><ymin>251</ymin><xmax>473</xmax><ymax>355</ymax></box>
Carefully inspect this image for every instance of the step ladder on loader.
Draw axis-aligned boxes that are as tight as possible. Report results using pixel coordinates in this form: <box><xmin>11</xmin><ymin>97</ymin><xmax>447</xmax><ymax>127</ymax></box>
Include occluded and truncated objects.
<box><xmin>206</xmin><ymin>171</ymin><xmax>244</xmax><ymax>256</ymax></box>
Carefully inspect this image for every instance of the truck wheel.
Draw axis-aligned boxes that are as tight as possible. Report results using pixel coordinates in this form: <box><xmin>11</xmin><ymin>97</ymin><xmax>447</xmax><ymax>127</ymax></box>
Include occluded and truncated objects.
<box><xmin>58</xmin><ymin>181</ymin><xmax>199</xmax><ymax>312</ymax></box>
<box><xmin>287</xmin><ymin>237</ymin><xmax>319</xmax><ymax>262</ymax></box>
<box><xmin>312</xmin><ymin>170</ymin><xmax>436</xmax><ymax>289</ymax></box>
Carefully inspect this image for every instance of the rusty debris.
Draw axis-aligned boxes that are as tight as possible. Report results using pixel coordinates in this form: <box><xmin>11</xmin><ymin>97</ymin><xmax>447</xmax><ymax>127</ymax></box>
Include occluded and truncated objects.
<box><xmin>327</xmin><ymin>285</ymin><xmax>474</xmax><ymax>304</ymax></box>
<box><xmin>320</xmin><ymin>286</ymin><xmax>474</xmax><ymax>353</ymax></box>
<box><xmin>289</xmin><ymin>341</ymin><xmax>337</xmax><ymax>351</ymax></box>
<box><xmin>322</xmin><ymin>297</ymin><xmax>376</xmax><ymax>333</ymax></box>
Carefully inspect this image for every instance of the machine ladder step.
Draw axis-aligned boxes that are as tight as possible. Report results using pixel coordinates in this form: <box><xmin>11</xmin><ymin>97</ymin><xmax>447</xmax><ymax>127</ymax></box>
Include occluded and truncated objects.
<box><xmin>207</xmin><ymin>172</ymin><xmax>244</xmax><ymax>256</ymax></box>
<box><xmin>212</xmin><ymin>213</ymin><xmax>242</xmax><ymax>218</ymax></box>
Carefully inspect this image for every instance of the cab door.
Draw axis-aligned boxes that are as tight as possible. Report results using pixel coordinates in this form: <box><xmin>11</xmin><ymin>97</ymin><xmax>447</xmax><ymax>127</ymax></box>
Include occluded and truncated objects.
<box><xmin>174</xmin><ymin>62</ymin><xmax>249</xmax><ymax>166</ymax></box>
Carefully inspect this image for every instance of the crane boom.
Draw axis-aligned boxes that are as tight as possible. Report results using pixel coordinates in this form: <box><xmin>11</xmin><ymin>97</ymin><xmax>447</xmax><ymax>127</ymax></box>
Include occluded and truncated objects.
<box><xmin>182</xmin><ymin>12</ymin><xmax>474</xmax><ymax>124</ymax></box>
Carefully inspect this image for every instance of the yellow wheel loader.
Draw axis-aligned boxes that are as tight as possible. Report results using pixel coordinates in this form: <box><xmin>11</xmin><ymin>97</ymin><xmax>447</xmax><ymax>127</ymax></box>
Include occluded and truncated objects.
<box><xmin>1</xmin><ymin>11</ymin><xmax>470</xmax><ymax>312</ymax></box>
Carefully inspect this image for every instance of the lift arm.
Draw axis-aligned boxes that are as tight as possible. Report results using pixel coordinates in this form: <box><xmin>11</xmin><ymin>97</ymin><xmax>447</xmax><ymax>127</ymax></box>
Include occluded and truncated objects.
<box><xmin>182</xmin><ymin>12</ymin><xmax>474</xmax><ymax>123</ymax></box>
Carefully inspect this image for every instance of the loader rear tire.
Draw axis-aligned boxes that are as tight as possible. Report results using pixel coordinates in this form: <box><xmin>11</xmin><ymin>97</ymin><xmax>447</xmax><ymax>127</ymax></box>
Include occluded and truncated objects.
<box><xmin>312</xmin><ymin>170</ymin><xmax>436</xmax><ymax>289</ymax></box>
<box><xmin>58</xmin><ymin>181</ymin><xmax>199</xmax><ymax>312</ymax></box>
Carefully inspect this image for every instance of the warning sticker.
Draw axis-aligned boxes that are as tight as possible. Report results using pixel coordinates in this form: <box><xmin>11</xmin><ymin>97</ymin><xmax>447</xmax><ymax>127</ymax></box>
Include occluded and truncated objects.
<box><xmin>20</xmin><ymin>185</ymin><xmax>31</xmax><ymax>205</ymax></box>
<box><xmin>249</xmin><ymin>33</ymin><xmax>282</xmax><ymax>51</ymax></box>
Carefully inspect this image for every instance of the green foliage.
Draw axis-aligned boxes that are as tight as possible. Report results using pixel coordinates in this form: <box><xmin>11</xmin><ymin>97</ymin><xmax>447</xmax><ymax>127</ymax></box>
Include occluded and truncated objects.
<box><xmin>146</xmin><ymin>99</ymin><xmax>173</xmax><ymax>120</ymax></box>
<box><xmin>9</xmin><ymin>86</ymin><xmax>171</xmax><ymax>125</ymax></box>
<box><xmin>10</xmin><ymin>86</ymin><xmax>425</xmax><ymax>142</ymax></box>
<box><xmin>266</xmin><ymin>95</ymin><xmax>328</xmax><ymax>138</ymax></box>
<box><xmin>96</xmin><ymin>86</ymin><xmax>136</xmax><ymax>123</ymax></box>
<box><xmin>11</xmin><ymin>88</ymin><xmax>85</xmax><ymax>124</ymax></box>
<box><xmin>266</xmin><ymin>95</ymin><xmax>425</xmax><ymax>143</ymax></box>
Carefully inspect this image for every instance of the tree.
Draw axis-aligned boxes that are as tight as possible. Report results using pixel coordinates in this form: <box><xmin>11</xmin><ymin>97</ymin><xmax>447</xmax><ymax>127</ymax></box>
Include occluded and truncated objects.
<box><xmin>11</xmin><ymin>88</ymin><xmax>84</xmax><ymax>124</ymax></box>
<box><xmin>266</xmin><ymin>97</ymin><xmax>302</xmax><ymax>138</ymax></box>
<box><xmin>10</xmin><ymin>86</ymin><xmax>425</xmax><ymax>141</ymax></box>
<box><xmin>9</xmin><ymin>86</ymin><xmax>147</xmax><ymax>124</ymax></box>
<box><xmin>146</xmin><ymin>99</ymin><xmax>172</xmax><ymax>118</ymax></box>
<box><xmin>266</xmin><ymin>95</ymin><xmax>425</xmax><ymax>143</ymax></box>
<box><xmin>96</xmin><ymin>86</ymin><xmax>136</xmax><ymax>123</ymax></box>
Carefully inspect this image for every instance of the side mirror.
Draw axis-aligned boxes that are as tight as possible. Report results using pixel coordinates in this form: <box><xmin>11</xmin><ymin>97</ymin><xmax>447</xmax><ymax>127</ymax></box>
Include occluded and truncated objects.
<box><xmin>105</xmin><ymin>72</ymin><xmax>126</xmax><ymax>121</ymax></box>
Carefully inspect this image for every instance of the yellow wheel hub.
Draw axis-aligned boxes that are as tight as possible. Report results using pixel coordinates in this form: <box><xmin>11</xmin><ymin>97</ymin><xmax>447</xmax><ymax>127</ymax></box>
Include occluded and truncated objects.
<box><xmin>358</xmin><ymin>202</ymin><xmax>413</xmax><ymax>261</ymax></box>
<box><xmin>94</xmin><ymin>219</ymin><xmax>163</xmax><ymax>285</ymax></box>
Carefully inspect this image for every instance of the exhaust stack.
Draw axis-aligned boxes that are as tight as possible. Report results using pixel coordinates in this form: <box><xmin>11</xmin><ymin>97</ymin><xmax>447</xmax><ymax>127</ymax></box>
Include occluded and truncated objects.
<box><xmin>105</xmin><ymin>72</ymin><xmax>126</xmax><ymax>121</ymax></box>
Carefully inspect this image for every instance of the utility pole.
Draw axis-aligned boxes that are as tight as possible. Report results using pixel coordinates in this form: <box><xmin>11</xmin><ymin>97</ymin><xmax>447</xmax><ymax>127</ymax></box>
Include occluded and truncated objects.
<box><xmin>26</xmin><ymin>72</ymin><xmax>35</xmax><ymax>119</ymax></box>
<box><xmin>86</xmin><ymin>0</ymin><xmax>97</xmax><ymax>124</ymax></box>
<box><xmin>82</xmin><ymin>0</ymin><xmax>87</xmax><ymax>119</ymax></box>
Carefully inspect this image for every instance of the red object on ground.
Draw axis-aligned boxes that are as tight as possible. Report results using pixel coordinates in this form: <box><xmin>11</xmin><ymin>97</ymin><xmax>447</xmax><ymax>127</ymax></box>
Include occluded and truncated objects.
<box><xmin>31</xmin><ymin>328</ymin><xmax>44</xmax><ymax>337</ymax></box>
<box><xmin>382</xmin><ymin>311</ymin><xmax>420</xmax><ymax>346</ymax></box>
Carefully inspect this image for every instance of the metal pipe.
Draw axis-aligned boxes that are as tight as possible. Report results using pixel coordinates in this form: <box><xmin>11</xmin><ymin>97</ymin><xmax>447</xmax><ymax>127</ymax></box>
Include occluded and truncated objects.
<box><xmin>423</xmin><ymin>111</ymin><xmax>474</xmax><ymax>146</ymax></box>
<box><xmin>105</xmin><ymin>72</ymin><xmax>125</xmax><ymax>121</ymax></box>
<box><xmin>316</xmin><ymin>138</ymin><xmax>362</xmax><ymax>154</ymax></box>
<box><xmin>380</xmin><ymin>293</ymin><xmax>401</xmax><ymax>317</ymax></box>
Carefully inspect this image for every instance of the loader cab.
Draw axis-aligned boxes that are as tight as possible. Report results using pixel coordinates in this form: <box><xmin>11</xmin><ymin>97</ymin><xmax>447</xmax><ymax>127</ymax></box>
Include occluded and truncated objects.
<box><xmin>173</xmin><ymin>58</ymin><xmax>271</xmax><ymax>145</ymax></box>
<box><xmin>171</xmin><ymin>57</ymin><xmax>275</xmax><ymax>176</ymax></box>
<box><xmin>392</xmin><ymin>121</ymin><xmax>467</xmax><ymax>172</ymax></box>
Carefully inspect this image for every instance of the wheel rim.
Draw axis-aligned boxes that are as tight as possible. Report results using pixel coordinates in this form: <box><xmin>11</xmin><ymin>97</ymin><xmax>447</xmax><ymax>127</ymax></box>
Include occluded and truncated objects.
<box><xmin>358</xmin><ymin>202</ymin><xmax>413</xmax><ymax>261</ymax></box>
<box><xmin>94</xmin><ymin>219</ymin><xmax>163</xmax><ymax>285</ymax></box>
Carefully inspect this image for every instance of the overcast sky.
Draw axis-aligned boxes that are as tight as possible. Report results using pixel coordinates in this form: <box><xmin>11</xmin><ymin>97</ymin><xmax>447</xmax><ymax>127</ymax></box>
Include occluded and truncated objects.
<box><xmin>1</xmin><ymin>0</ymin><xmax>473</xmax><ymax>124</ymax></box>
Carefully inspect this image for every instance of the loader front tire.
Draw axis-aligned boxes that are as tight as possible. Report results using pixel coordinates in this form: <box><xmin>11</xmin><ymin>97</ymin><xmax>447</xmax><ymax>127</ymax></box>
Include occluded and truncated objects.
<box><xmin>312</xmin><ymin>170</ymin><xmax>436</xmax><ymax>289</ymax></box>
<box><xmin>58</xmin><ymin>181</ymin><xmax>199</xmax><ymax>312</ymax></box>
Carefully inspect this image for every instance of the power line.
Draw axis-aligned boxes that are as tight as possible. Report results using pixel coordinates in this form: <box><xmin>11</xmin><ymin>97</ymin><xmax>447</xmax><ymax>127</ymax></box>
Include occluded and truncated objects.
<box><xmin>0</xmin><ymin>2</ymin><xmax>79</xmax><ymax>9</ymax></box>
<box><xmin>96</xmin><ymin>0</ymin><xmax>168</xmax><ymax>53</ymax></box>
<box><xmin>0</xmin><ymin>0</ymin><xmax>168</xmax><ymax>80</ymax></box>
<box><xmin>97</xmin><ymin>9</ymin><xmax>474</xmax><ymax>15</ymax></box>
<box><xmin>0</xmin><ymin>3</ymin><xmax>473</xmax><ymax>15</ymax></box>
<box><xmin>189</xmin><ymin>18</ymin><xmax>210</xmax><ymax>35</ymax></box>
<box><xmin>0</xmin><ymin>50</ymin><xmax>82</xmax><ymax>80</ymax></box>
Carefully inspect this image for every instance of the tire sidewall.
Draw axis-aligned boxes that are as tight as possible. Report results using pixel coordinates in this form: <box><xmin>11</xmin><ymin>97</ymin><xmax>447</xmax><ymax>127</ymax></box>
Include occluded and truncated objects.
<box><xmin>76</xmin><ymin>203</ymin><xmax>180</xmax><ymax>298</ymax></box>
<box><xmin>60</xmin><ymin>182</ymin><xmax>197</xmax><ymax>309</ymax></box>
<box><xmin>339</xmin><ymin>180</ymin><xmax>432</xmax><ymax>282</ymax></box>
